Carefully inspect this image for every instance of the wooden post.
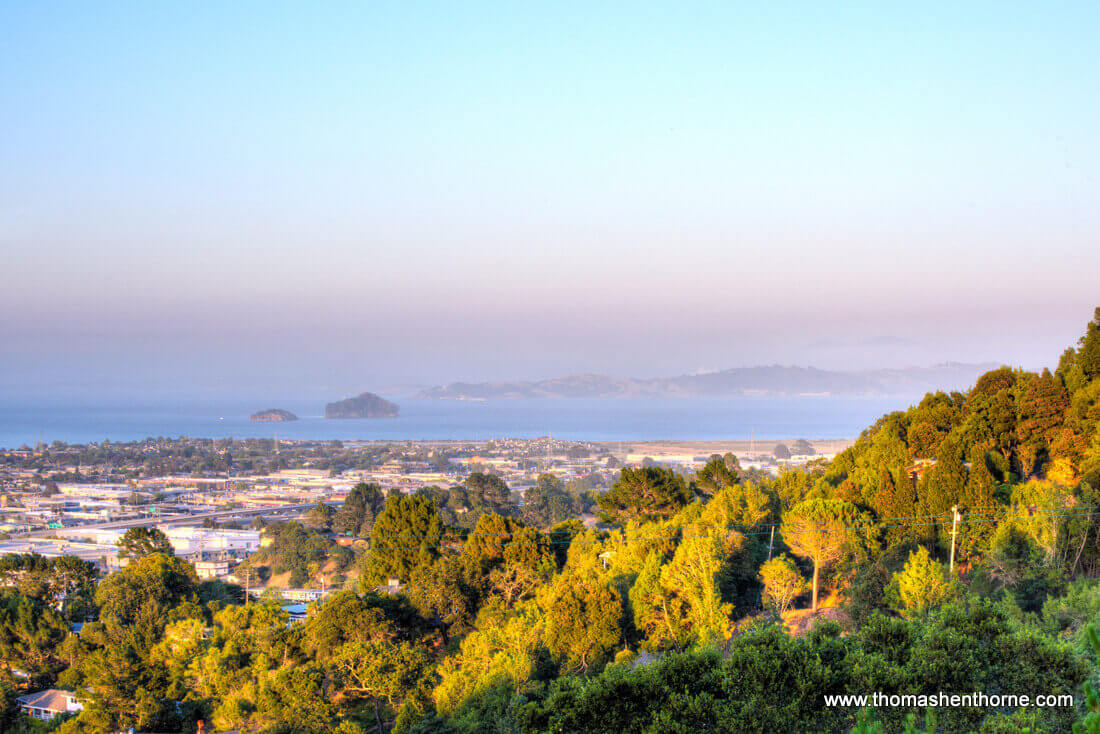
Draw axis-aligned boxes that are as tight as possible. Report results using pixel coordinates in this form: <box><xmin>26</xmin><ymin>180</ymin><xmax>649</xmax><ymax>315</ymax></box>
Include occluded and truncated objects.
<box><xmin>949</xmin><ymin>505</ymin><xmax>960</xmax><ymax>574</ymax></box>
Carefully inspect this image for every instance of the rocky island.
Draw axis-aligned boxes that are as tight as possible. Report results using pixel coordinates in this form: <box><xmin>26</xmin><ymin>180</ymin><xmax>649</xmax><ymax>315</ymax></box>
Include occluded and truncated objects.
<box><xmin>324</xmin><ymin>392</ymin><xmax>399</xmax><ymax>419</ymax></box>
<box><xmin>249</xmin><ymin>408</ymin><xmax>299</xmax><ymax>422</ymax></box>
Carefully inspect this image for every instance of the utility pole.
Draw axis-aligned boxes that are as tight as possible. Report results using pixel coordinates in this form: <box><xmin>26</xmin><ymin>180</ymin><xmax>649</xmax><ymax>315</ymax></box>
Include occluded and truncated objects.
<box><xmin>767</xmin><ymin>525</ymin><xmax>775</xmax><ymax>561</ymax></box>
<box><xmin>949</xmin><ymin>505</ymin><xmax>961</xmax><ymax>574</ymax></box>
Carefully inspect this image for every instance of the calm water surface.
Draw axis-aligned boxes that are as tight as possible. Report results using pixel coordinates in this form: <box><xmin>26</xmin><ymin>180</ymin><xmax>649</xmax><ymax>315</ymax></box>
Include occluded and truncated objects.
<box><xmin>0</xmin><ymin>395</ymin><xmax>916</xmax><ymax>448</ymax></box>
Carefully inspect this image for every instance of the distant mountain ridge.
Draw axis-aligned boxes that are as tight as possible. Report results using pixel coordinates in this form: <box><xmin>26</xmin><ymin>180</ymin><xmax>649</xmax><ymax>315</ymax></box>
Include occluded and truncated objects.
<box><xmin>416</xmin><ymin>363</ymin><xmax>998</xmax><ymax>400</ymax></box>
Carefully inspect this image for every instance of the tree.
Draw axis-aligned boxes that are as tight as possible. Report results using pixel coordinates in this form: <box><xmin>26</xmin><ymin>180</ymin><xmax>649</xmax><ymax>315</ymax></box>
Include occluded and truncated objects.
<box><xmin>461</xmin><ymin>472</ymin><xmax>515</xmax><ymax>524</ymax></box>
<box><xmin>0</xmin><ymin>592</ymin><xmax>70</xmax><ymax>679</ymax></box>
<box><xmin>331</xmin><ymin>639</ymin><xmax>429</xmax><ymax>731</ymax></box>
<box><xmin>303</xmin><ymin>501</ymin><xmax>336</xmax><ymax>532</ymax></box>
<box><xmin>781</xmin><ymin>498</ymin><xmax>864</xmax><ymax>610</ymax></box>
<box><xmin>791</xmin><ymin>439</ymin><xmax>815</xmax><ymax>456</ymax></box>
<box><xmin>871</xmin><ymin>466</ymin><xmax>920</xmax><ymax>545</ymax></box>
<box><xmin>75</xmin><ymin>643</ymin><xmax>189</xmax><ymax>734</ymax></box>
<box><xmin>541</xmin><ymin>569</ymin><xmax>624</xmax><ymax>673</ymax></box>
<box><xmin>94</xmin><ymin>554</ymin><xmax>202</xmax><ymax>649</ymax></box>
<box><xmin>759</xmin><ymin>555</ymin><xmax>809</xmax><ymax>616</ymax></box>
<box><xmin>1015</xmin><ymin>369</ymin><xmax>1070</xmax><ymax>476</ymax></box>
<box><xmin>659</xmin><ymin>531</ymin><xmax>736</xmax><ymax>646</ymax></box>
<box><xmin>406</xmin><ymin>556</ymin><xmax>480</xmax><ymax>637</ymax></box>
<box><xmin>891</xmin><ymin>546</ymin><xmax>952</xmax><ymax>618</ymax></box>
<box><xmin>301</xmin><ymin>590</ymin><xmax>403</xmax><ymax>661</ymax></box>
<box><xmin>362</xmin><ymin>494</ymin><xmax>444</xmax><ymax>585</ymax></box>
<box><xmin>597</xmin><ymin>467</ymin><xmax>694</xmax><ymax>524</ymax></box>
<box><xmin>1010</xmin><ymin>480</ymin><xmax>1073</xmax><ymax>564</ymax></box>
<box><xmin>922</xmin><ymin>437</ymin><xmax>968</xmax><ymax>548</ymax></box>
<box><xmin>334</xmin><ymin>482</ymin><xmax>386</xmax><ymax>536</ymax></box>
<box><xmin>1077</xmin><ymin>307</ymin><xmax>1100</xmax><ymax>379</ymax></box>
<box><xmin>691</xmin><ymin>455</ymin><xmax>740</xmax><ymax>497</ymax></box>
<box><xmin>699</xmin><ymin>482</ymin><xmax>770</xmax><ymax>530</ymax></box>
<box><xmin>774</xmin><ymin>443</ymin><xmax>791</xmax><ymax>460</ymax></box>
<box><xmin>463</xmin><ymin>512</ymin><xmax>528</xmax><ymax>570</ymax></box>
<box><xmin>116</xmin><ymin>527</ymin><xmax>174</xmax><ymax>559</ymax></box>
<box><xmin>956</xmin><ymin>454</ymin><xmax>999</xmax><ymax>561</ymax></box>
<box><xmin>522</xmin><ymin>474</ymin><xmax>575</xmax><ymax>528</ymax></box>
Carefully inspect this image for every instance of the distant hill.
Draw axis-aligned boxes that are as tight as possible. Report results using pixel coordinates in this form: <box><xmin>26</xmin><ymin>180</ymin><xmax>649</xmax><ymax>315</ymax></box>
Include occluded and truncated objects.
<box><xmin>416</xmin><ymin>363</ymin><xmax>997</xmax><ymax>400</ymax></box>
<box><xmin>325</xmin><ymin>392</ymin><xmax>400</xmax><ymax>418</ymax></box>
<box><xmin>249</xmin><ymin>408</ymin><xmax>299</xmax><ymax>422</ymax></box>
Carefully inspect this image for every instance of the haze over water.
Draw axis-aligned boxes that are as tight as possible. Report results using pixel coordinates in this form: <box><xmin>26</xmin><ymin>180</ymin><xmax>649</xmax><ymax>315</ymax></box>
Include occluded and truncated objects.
<box><xmin>0</xmin><ymin>395</ymin><xmax>908</xmax><ymax>448</ymax></box>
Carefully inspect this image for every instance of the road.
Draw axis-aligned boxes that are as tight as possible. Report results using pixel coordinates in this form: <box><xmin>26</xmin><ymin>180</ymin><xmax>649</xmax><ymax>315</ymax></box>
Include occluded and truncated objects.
<box><xmin>18</xmin><ymin>501</ymin><xmax>339</xmax><ymax>539</ymax></box>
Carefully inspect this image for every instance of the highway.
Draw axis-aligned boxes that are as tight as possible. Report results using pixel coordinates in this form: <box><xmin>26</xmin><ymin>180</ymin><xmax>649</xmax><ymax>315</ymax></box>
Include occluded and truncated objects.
<box><xmin>18</xmin><ymin>501</ymin><xmax>337</xmax><ymax>539</ymax></box>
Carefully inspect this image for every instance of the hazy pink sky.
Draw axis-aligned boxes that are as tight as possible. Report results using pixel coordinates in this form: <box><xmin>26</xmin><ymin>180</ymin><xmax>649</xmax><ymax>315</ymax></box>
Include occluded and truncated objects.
<box><xmin>3</xmin><ymin>2</ymin><xmax>1098</xmax><ymax>398</ymax></box>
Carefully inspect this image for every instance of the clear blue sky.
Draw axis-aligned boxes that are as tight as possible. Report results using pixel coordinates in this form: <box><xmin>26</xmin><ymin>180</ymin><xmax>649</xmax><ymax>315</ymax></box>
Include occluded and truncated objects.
<box><xmin>2</xmin><ymin>2</ymin><xmax>1098</xmax><ymax>398</ymax></box>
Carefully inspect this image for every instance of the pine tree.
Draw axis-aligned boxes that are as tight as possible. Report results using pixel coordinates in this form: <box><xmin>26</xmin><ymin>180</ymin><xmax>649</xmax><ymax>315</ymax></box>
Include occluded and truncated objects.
<box><xmin>872</xmin><ymin>465</ymin><xmax>919</xmax><ymax>545</ymax></box>
<box><xmin>362</xmin><ymin>495</ymin><xmax>444</xmax><ymax>585</ymax></box>
<box><xmin>1077</xmin><ymin>307</ymin><xmax>1100</xmax><ymax>379</ymax></box>
<box><xmin>956</xmin><ymin>454</ymin><xmax>998</xmax><ymax>561</ymax></box>
<box><xmin>922</xmin><ymin>438</ymin><xmax>968</xmax><ymax>549</ymax></box>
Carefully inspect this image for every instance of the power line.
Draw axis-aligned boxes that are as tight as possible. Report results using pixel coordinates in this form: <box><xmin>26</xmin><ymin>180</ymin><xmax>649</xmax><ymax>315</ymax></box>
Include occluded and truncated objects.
<box><xmin>237</xmin><ymin>505</ymin><xmax>1100</xmax><ymax>553</ymax></box>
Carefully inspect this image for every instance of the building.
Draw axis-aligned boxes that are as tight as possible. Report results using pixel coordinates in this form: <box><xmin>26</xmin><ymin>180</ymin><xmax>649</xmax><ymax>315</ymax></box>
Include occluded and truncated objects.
<box><xmin>194</xmin><ymin>558</ymin><xmax>231</xmax><ymax>580</ymax></box>
<box><xmin>281</xmin><ymin>588</ymin><xmax>331</xmax><ymax>603</ymax></box>
<box><xmin>282</xmin><ymin>603</ymin><xmax>309</xmax><ymax>623</ymax></box>
<box><xmin>86</xmin><ymin>526</ymin><xmax>261</xmax><ymax>556</ymax></box>
<box><xmin>16</xmin><ymin>689</ymin><xmax>83</xmax><ymax>720</ymax></box>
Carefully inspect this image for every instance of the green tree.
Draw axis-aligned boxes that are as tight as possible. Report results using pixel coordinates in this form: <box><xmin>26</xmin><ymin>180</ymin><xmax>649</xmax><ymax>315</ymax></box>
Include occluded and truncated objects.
<box><xmin>303</xmin><ymin>500</ymin><xmax>336</xmax><ymax>532</ymax></box>
<box><xmin>870</xmin><ymin>466</ymin><xmax>920</xmax><ymax>545</ymax></box>
<box><xmin>541</xmin><ymin>569</ymin><xmax>623</xmax><ymax>673</ymax></box>
<box><xmin>891</xmin><ymin>546</ymin><xmax>952</xmax><ymax>618</ymax></box>
<box><xmin>1010</xmin><ymin>479</ymin><xmax>1073</xmax><ymax>564</ymax></box>
<box><xmin>1076</xmin><ymin>307</ymin><xmax>1100</xmax><ymax>379</ymax></box>
<box><xmin>335</xmin><ymin>482</ymin><xmax>386</xmax><ymax>536</ymax></box>
<box><xmin>1015</xmin><ymin>369</ymin><xmax>1070</xmax><ymax>476</ymax></box>
<box><xmin>781</xmin><ymin>498</ymin><xmax>865</xmax><ymax>610</ymax></box>
<box><xmin>74</xmin><ymin>643</ymin><xmax>187</xmax><ymax>734</ymax></box>
<box><xmin>362</xmin><ymin>494</ymin><xmax>444</xmax><ymax>585</ymax></box>
<box><xmin>791</xmin><ymin>439</ymin><xmax>815</xmax><ymax>456</ymax></box>
<box><xmin>759</xmin><ymin>554</ymin><xmax>809</xmax><ymax>616</ymax></box>
<box><xmin>691</xmin><ymin>454</ymin><xmax>740</xmax><ymax>497</ymax></box>
<box><xmin>406</xmin><ymin>556</ymin><xmax>480</xmax><ymax>637</ymax></box>
<box><xmin>94</xmin><ymin>554</ymin><xmax>202</xmax><ymax>649</ymax></box>
<box><xmin>597</xmin><ymin>467</ymin><xmax>694</xmax><ymax>524</ymax></box>
<box><xmin>0</xmin><ymin>592</ymin><xmax>69</xmax><ymax>679</ymax></box>
<box><xmin>332</xmin><ymin>639</ymin><xmax>429</xmax><ymax>732</ymax></box>
<box><xmin>463</xmin><ymin>512</ymin><xmax>528</xmax><ymax>570</ymax></box>
<box><xmin>116</xmin><ymin>527</ymin><xmax>174</xmax><ymax>559</ymax></box>
<box><xmin>522</xmin><ymin>474</ymin><xmax>575</xmax><ymax>528</ymax></box>
<box><xmin>956</xmin><ymin>454</ymin><xmax>999</xmax><ymax>561</ymax></box>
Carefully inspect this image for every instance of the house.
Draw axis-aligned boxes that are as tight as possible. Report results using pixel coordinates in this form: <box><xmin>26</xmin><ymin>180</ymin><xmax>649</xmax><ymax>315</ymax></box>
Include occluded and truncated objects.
<box><xmin>904</xmin><ymin>458</ymin><xmax>937</xmax><ymax>483</ymax></box>
<box><xmin>281</xmin><ymin>603</ymin><xmax>308</xmax><ymax>623</ymax></box>
<box><xmin>16</xmin><ymin>689</ymin><xmax>83</xmax><ymax>720</ymax></box>
<box><xmin>281</xmin><ymin>588</ymin><xmax>330</xmax><ymax>603</ymax></box>
<box><xmin>194</xmin><ymin>559</ymin><xmax>231</xmax><ymax>580</ymax></box>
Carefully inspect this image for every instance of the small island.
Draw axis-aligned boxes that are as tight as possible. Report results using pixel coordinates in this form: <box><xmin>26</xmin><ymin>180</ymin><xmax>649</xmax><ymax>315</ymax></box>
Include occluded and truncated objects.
<box><xmin>249</xmin><ymin>408</ymin><xmax>299</xmax><ymax>422</ymax></box>
<box><xmin>324</xmin><ymin>392</ymin><xmax>399</xmax><ymax>419</ymax></box>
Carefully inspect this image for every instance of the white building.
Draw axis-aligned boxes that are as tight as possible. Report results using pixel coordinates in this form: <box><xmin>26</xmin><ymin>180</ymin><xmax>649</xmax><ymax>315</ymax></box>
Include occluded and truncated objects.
<box><xmin>281</xmin><ymin>588</ymin><xmax>331</xmax><ymax>602</ymax></box>
<box><xmin>88</xmin><ymin>526</ymin><xmax>261</xmax><ymax>556</ymax></box>
<box><xmin>16</xmin><ymin>689</ymin><xmax>83</xmax><ymax>720</ymax></box>
<box><xmin>194</xmin><ymin>559</ymin><xmax>231</xmax><ymax>580</ymax></box>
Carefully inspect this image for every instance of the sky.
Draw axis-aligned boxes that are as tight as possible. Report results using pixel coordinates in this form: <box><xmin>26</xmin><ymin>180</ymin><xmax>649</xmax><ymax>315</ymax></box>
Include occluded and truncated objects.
<box><xmin>2</xmin><ymin>2</ymin><xmax>1099</xmax><ymax>400</ymax></box>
